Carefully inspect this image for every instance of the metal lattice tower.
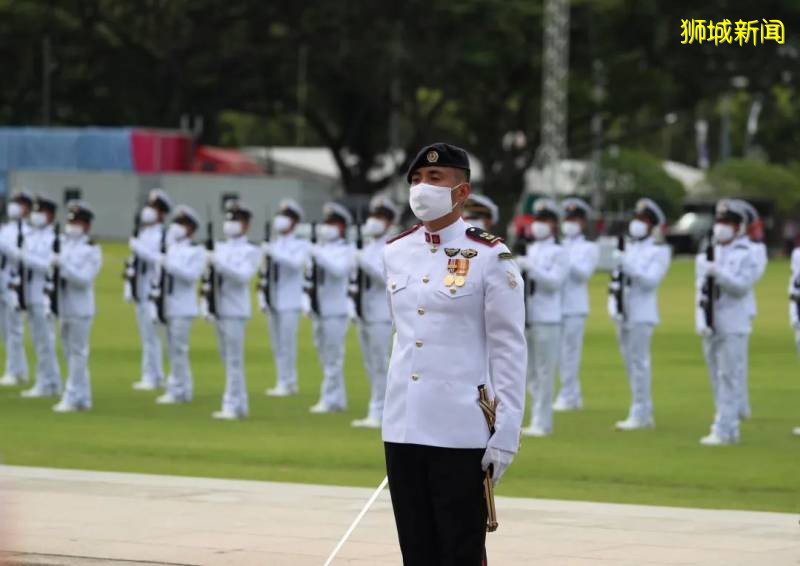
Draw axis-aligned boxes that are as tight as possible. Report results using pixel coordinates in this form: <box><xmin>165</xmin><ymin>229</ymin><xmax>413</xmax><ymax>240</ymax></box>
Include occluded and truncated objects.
<box><xmin>537</xmin><ymin>0</ymin><xmax>570</xmax><ymax>194</ymax></box>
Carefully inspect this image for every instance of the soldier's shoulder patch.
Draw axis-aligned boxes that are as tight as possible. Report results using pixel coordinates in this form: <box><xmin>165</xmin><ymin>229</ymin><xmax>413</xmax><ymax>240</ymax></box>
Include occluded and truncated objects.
<box><xmin>498</xmin><ymin>251</ymin><xmax>513</xmax><ymax>260</ymax></box>
<box><xmin>387</xmin><ymin>223</ymin><xmax>422</xmax><ymax>245</ymax></box>
<box><xmin>465</xmin><ymin>226</ymin><xmax>504</xmax><ymax>247</ymax></box>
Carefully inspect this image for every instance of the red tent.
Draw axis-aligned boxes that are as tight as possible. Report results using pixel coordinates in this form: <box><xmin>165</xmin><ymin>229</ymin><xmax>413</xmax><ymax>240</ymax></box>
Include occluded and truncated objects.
<box><xmin>192</xmin><ymin>145</ymin><xmax>263</xmax><ymax>175</ymax></box>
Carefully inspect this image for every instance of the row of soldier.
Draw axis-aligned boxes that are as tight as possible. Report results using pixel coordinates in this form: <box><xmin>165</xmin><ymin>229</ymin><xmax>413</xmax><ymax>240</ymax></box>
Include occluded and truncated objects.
<box><xmin>0</xmin><ymin>187</ymin><xmax>796</xmax><ymax>443</ymax></box>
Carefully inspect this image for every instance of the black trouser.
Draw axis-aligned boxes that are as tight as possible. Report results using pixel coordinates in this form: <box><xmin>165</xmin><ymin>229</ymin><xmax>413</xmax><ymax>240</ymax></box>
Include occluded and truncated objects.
<box><xmin>384</xmin><ymin>442</ymin><xmax>487</xmax><ymax>566</ymax></box>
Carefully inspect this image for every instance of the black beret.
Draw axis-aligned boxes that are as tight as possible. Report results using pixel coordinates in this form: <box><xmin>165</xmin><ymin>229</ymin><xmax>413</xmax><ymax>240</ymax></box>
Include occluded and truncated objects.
<box><xmin>406</xmin><ymin>142</ymin><xmax>470</xmax><ymax>183</ymax></box>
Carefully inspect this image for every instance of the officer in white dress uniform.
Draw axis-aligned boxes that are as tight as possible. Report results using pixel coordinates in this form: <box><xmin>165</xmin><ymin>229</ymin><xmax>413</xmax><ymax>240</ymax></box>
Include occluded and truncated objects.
<box><xmin>0</xmin><ymin>190</ymin><xmax>33</xmax><ymax>387</ymax></box>
<box><xmin>695</xmin><ymin>199</ymin><xmax>758</xmax><ymax>445</ymax></box>
<box><xmin>383</xmin><ymin>143</ymin><xmax>526</xmax><ymax>566</ymax></box>
<box><xmin>308</xmin><ymin>202</ymin><xmax>355</xmax><ymax>413</ymax></box>
<box><xmin>152</xmin><ymin>206</ymin><xmax>206</xmax><ymax>404</ymax></box>
<box><xmin>351</xmin><ymin>196</ymin><xmax>398</xmax><ymax>428</ymax></box>
<box><xmin>262</xmin><ymin>199</ymin><xmax>311</xmax><ymax>397</ymax></box>
<box><xmin>609</xmin><ymin>198</ymin><xmax>671</xmax><ymax>430</ymax></box>
<box><xmin>517</xmin><ymin>199</ymin><xmax>567</xmax><ymax>437</ymax></box>
<box><xmin>128</xmin><ymin>189</ymin><xmax>172</xmax><ymax>391</ymax></box>
<box><xmin>737</xmin><ymin>199</ymin><xmax>767</xmax><ymax>420</ymax></box>
<box><xmin>463</xmin><ymin>193</ymin><xmax>499</xmax><ymax>233</ymax></box>
<box><xmin>19</xmin><ymin>195</ymin><xmax>61</xmax><ymax>398</ymax></box>
<box><xmin>789</xmin><ymin>246</ymin><xmax>800</xmax><ymax>437</ymax></box>
<box><xmin>554</xmin><ymin>198</ymin><xmax>599</xmax><ymax>412</ymax></box>
<box><xmin>207</xmin><ymin>201</ymin><xmax>260</xmax><ymax>419</ymax></box>
<box><xmin>52</xmin><ymin>201</ymin><xmax>102</xmax><ymax>412</ymax></box>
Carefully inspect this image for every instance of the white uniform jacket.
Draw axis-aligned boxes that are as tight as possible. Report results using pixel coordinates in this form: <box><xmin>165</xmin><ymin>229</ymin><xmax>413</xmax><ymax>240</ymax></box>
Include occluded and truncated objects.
<box><xmin>130</xmin><ymin>223</ymin><xmax>165</xmax><ymax>303</ymax></box>
<box><xmin>617</xmin><ymin>237</ymin><xmax>671</xmax><ymax>325</ymax></box>
<box><xmin>561</xmin><ymin>235</ymin><xmax>599</xmax><ymax>316</ymax></box>
<box><xmin>212</xmin><ymin>236</ymin><xmax>260</xmax><ymax>318</ymax></box>
<box><xmin>58</xmin><ymin>235</ymin><xmax>102</xmax><ymax>318</ymax></box>
<box><xmin>268</xmin><ymin>233</ymin><xmax>311</xmax><ymax>312</ymax></box>
<box><xmin>745</xmin><ymin>240</ymin><xmax>767</xmax><ymax>318</ymax></box>
<box><xmin>789</xmin><ymin>248</ymin><xmax>800</xmax><ymax>328</ymax></box>
<box><xmin>382</xmin><ymin>218</ymin><xmax>527</xmax><ymax>453</ymax></box>
<box><xmin>356</xmin><ymin>234</ymin><xmax>391</xmax><ymax>323</ymax></box>
<box><xmin>163</xmin><ymin>239</ymin><xmax>206</xmax><ymax>318</ymax></box>
<box><xmin>524</xmin><ymin>237</ymin><xmax>568</xmax><ymax>324</ymax></box>
<box><xmin>21</xmin><ymin>224</ymin><xmax>56</xmax><ymax>307</ymax></box>
<box><xmin>695</xmin><ymin>237</ymin><xmax>758</xmax><ymax>335</ymax></box>
<box><xmin>0</xmin><ymin>220</ymin><xmax>29</xmax><ymax>303</ymax></box>
<box><xmin>310</xmin><ymin>239</ymin><xmax>354</xmax><ymax>318</ymax></box>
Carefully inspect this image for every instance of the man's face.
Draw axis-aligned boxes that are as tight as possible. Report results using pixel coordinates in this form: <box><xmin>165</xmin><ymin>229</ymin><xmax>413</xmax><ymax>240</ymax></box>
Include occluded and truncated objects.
<box><xmin>410</xmin><ymin>166</ymin><xmax>470</xmax><ymax>206</ymax></box>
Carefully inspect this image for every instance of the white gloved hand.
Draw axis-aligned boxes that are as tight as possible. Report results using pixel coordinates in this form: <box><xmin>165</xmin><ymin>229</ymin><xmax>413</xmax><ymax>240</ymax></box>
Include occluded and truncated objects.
<box><xmin>300</xmin><ymin>291</ymin><xmax>312</xmax><ymax>318</ymax></box>
<box><xmin>611</xmin><ymin>249</ymin><xmax>624</xmax><ymax>268</ymax></box>
<box><xmin>481</xmin><ymin>447</ymin><xmax>514</xmax><ymax>487</ymax></box>
<box><xmin>154</xmin><ymin>253</ymin><xmax>166</xmax><ymax>267</ymax></box>
<box><xmin>260</xmin><ymin>241</ymin><xmax>271</xmax><ymax>256</ymax></box>
<box><xmin>789</xmin><ymin>301</ymin><xmax>800</xmax><ymax>329</ymax></box>
<box><xmin>206</xmin><ymin>249</ymin><xmax>217</xmax><ymax>266</ymax></box>
<box><xmin>50</xmin><ymin>253</ymin><xmax>61</xmax><ymax>267</ymax></box>
<box><xmin>696</xmin><ymin>325</ymin><xmax>713</xmax><ymax>337</ymax></box>
<box><xmin>607</xmin><ymin>294</ymin><xmax>623</xmax><ymax>322</ymax></box>
<box><xmin>129</xmin><ymin>237</ymin><xmax>142</xmax><ymax>253</ymax></box>
<box><xmin>700</xmin><ymin>259</ymin><xmax>716</xmax><ymax>277</ymax></box>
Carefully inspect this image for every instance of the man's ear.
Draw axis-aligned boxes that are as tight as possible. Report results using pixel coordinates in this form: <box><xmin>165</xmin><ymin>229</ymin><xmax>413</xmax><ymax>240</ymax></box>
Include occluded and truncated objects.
<box><xmin>455</xmin><ymin>182</ymin><xmax>471</xmax><ymax>204</ymax></box>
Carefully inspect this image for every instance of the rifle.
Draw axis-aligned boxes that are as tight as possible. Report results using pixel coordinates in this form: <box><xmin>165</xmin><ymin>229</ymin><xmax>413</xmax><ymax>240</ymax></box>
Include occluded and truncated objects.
<box><xmin>201</xmin><ymin>209</ymin><xmax>217</xmax><ymax>319</ymax></box>
<box><xmin>701</xmin><ymin>230</ymin><xmax>715</xmax><ymax>332</ymax></box>
<box><xmin>609</xmin><ymin>234</ymin><xmax>625</xmax><ymax>319</ymax></box>
<box><xmin>151</xmin><ymin>228</ymin><xmax>167</xmax><ymax>325</ymax></box>
<box><xmin>124</xmin><ymin>212</ymin><xmax>141</xmax><ymax>302</ymax></box>
<box><xmin>46</xmin><ymin>223</ymin><xmax>60</xmax><ymax>317</ymax></box>
<box><xmin>257</xmin><ymin>213</ymin><xmax>272</xmax><ymax>311</ymax></box>
<box><xmin>352</xmin><ymin>211</ymin><xmax>364</xmax><ymax>320</ymax></box>
<box><xmin>307</xmin><ymin>222</ymin><xmax>320</xmax><ymax>315</ymax></box>
<box><xmin>14</xmin><ymin>219</ymin><xmax>26</xmax><ymax>311</ymax></box>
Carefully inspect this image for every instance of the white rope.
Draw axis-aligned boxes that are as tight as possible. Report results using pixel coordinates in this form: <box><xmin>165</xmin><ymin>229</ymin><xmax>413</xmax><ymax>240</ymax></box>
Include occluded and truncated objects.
<box><xmin>322</xmin><ymin>475</ymin><xmax>389</xmax><ymax>566</ymax></box>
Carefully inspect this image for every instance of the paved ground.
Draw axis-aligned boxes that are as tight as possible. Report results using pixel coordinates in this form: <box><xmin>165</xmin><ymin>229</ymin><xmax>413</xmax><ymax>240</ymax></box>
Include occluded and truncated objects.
<box><xmin>0</xmin><ymin>466</ymin><xmax>798</xmax><ymax>566</ymax></box>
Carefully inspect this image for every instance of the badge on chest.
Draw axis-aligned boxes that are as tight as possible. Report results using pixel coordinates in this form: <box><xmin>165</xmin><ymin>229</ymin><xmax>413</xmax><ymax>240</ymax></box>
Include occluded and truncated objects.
<box><xmin>444</xmin><ymin>257</ymin><xmax>470</xmax><ymax>290</ymax></box>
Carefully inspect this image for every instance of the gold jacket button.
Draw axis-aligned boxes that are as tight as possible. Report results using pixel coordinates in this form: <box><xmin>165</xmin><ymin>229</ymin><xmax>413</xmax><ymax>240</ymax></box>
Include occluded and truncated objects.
<box><xmin>417</xmin><ymin>307</ymin><xmax>425</xmax><ymax>315</ymax></box>
<box><xmin>415</xmin><ymin>340</ymin><xmax>423</xmax><ymax>348</ymax></box>
<box><xmin>411</xmin><ymin>373</ymin><xmax>419</xmax><ymax>381</ymax></box>
<box><xmin>422</xmin><ymin>276</ymin><xmax>430</xmax><ymax>283</ymax></box>
<box><xmin>390</xmin><ymin>281</ymin><xmax>396</xmax><ymax>289</ymax></box>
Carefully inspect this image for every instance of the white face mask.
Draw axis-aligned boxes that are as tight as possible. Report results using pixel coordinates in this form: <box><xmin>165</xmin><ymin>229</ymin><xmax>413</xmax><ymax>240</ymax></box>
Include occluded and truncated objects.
<box><xmin>273</xmin><ymin>214</ymin><xmax>293</xmax><ymax>234</ymax></box>
<box><xmin>7</xmin><ymin>202</ymin><xmax>22</xmax><ymax>220</ymax></box>
<box><xmin>713</xmin><ymin>222</ymin><xmax>736</xmax><ymax>243</ymax></box>
<box><xmin>409</xmin><ymin>182</ymin><xmax>464</xmax><ymax>222</ymax></box>
<box><xmin>464</xmin><ymin>217</ymin><xmax>491</xmax><ymax>232</ymax></box>
<box><xmin>167</xmin><ymin>223</ymin><xmax>188</xmax><ymax>242</ymax></box>
<box><xmin>628</xmin><ymin>219</ymin><xmax>650</xmax><ymax>239</ymax></box>
<box><xmin>223</xmin><ymin>220</ymin><xmax>243</xmax><ymax>238</ymax></box>
<box><xmin>30</xmin><ymin>211</ymin><xmax>48</xmax><ymax>227</ymax></box>
<box><xmin>317</xmin><ymin>223</ymin><xmax>340</xmax><ymax>242</ymax></box>
<box><xmin>362</xmin><ymin>216</ymin><xmax>388</xmax><ymax>237</ymax></box>
<box><xmin>531</xmin><ymin>221</ymin><xmax>552</xmax><ymax>240</ymax></box>
<box><xmin>140</xmin><ymin>206</ymin><xmax>158</xmax><ymax>224</ymax></box>
<box><xmin>561</xmin><ymin>220</ymin><xmax>582</xmax><ymax>238</ymax></box>
<box><xmin>64</xmin><ymin>223</ymin><xmax>84</xmax><ymax>238</ymax></box>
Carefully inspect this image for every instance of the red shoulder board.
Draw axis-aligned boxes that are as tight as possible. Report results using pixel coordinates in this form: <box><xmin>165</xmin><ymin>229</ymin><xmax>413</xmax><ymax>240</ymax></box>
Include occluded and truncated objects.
<box><xmin>387</xmin><ymin>223</ymin><xmax>422</xmax><ymax>244</ymax></box>
<box><xmin>466</xmin><ymin>226</ymin><xmax>504</xmax><ymax>247</ymax></box>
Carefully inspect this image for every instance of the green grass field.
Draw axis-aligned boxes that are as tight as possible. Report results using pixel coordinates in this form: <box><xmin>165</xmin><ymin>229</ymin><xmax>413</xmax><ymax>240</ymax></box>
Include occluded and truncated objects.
<box><xmin>1</xmin><ymin>242</ymin><xmax>798</xmax><ymax>514</ymax></box>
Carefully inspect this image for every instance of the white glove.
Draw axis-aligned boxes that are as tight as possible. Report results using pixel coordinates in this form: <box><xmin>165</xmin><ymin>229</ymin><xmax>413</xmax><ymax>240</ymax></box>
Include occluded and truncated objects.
<box><xmin>611</xmin><ymin>249</ymin><xmax>624</xmax><ymax>268</ymax></box>
<box><xmin>300</xmin><ymin>292</ymin><xmax>312</xmax><ymax>318</ymax></box>
<box><xmin>129</xmin><ymin>237</ymin><xmax>141</xmax><ymax>253</ymax></box>
<box><xmin>696</xmin><ymin>325</ymin><xmax>713</xmax><ymax>337</ymax></box>
<box><xmin>50</xmin><ymin>253</ymin><xmax>61</xmax><ymax>267</ymax></box>
<box><xmin>789</xmin><ymin>301</ymin><xmax>800</xmax><ymax>329</ymax></box>
<box><xmin>206</xmin><ymin>249</ymin><xmax>217</xmax><ymax>265</ymax></box>
<box><xmin>260</xmin><ymin>241</ymin><xmax>271</xmax><ymax>256</ymax></box>
<box><xmin>515</xmin><ymin>256</ymin><xmax>529</xmax><ymax>271</ymax></box>
<box><xmin>607</xmin><ymin>294</ymin><xmax>623</xmax><ymax>322</ymax></box>
<box><xmin>481</xmin><ymin>447</ymin><xmax>514</xmax><ymax>487</ymax></box>
<box><xmin>154</xmin><ymin>253</ymin><xmax>166</xmax><ymax>267</ymax></box>
<box><xmin>353</xmin><ymin>249</ymin><xmax>364</xmax><ymax>267</ymax></box>
<box><xmin>309</xmin><ymin>244</ymin><xmax>323</xmax><ymax>259</ymax></box>
<box><xmin>700</xmin><ymin>259</ymin><xmax>716</xmax><ymax>277</ymax></box>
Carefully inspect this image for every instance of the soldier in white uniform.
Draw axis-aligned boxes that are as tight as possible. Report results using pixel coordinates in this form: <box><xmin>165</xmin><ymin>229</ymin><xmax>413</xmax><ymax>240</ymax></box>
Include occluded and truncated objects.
<box><xmin>383</xmin><ymin>143</ymin><xmax>526</xmax><ymax>565</ymax></box>
<box><xmin>52</xmin><ymin>202</ymin><xmax>102</xmax><ymax>412</ymax></box>
<box><xmin>737</xmin><ymin>199</ymin><xmax>767</xmax><ymax>420</ymax></box>
<box><xmin>128</xmin><ymin>189</ymin><xmax>172</xmax><ymax>390</ymax></box>
<box><xmin>152</xmin><ymin>206</ymin><xmax>206</xmax><ymax>404</ymax></box>
<box><xmin>609</xmin><ymin>198</ymin><xmax>671</xmax><ymax>430</ymax></box>
<box><xmin>462</xmin><ymin>193</ymin><xmax>499</xmax><ymax>233</ymax></box>
<box><xmin>517</xmin><ymin>199</ymin><xmax>567</xmax><ymax>437</ymax></box>
<box><xmin>308</xmin><ymin>202</ymin><xmax>355</xmax><ymax>413</ymax></box>
<box><xmin>207</xmin><ymin>202</ymin><xmax>260</xmax><ymax>419</ymax></box>
<box><xmin>0</xmin><ymin>190</ymin><xmax>33</xmax><ymax>387</ymax></box>
<box><xmin>789</xmin><ymin>247</ymin><xmax>800</xmax><ymax>437</ymax></box>
<box><xmin>19</xmin><ymin>195</ymin><xmax>61</xmax><ymax>398</ymax></box>
<box><xmin>554</xmin><ymin>198</ymin><xmax>599</xmax><ymax>411</ymax></box>
<box><xmin>262</xmin><ymin>200</ymin><xmax>310</xmax><ymax>397</ymax></box>
<box><xmin>695</xmin><ymin>200</ymin><xmax>759</xmax><ymax>445</ymax></box>
<box><xmin>351</xmin><ymin>196</ymin><xmax>398</xmax><ymax>428</ymax></box>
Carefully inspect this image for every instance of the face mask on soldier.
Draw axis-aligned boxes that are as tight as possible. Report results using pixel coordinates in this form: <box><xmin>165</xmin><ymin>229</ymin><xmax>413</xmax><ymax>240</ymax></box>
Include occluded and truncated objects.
<box><xmin>6</xmin><ymin>202</ymin><xmax>22</xmax><ymax>220</ymax></box>
<box><xmin>561</xmin><ymin>220</ymin><xmax>582</xmax><ymax>238</ymax></box>
<box><xmin>64</xmin><ymin>223</ymin><xmax>84</xmax><ymax>238</ymax></box>
<box><xmin>362</xmin><ymin>216</ymin><xmax>388</xmax><ymax>237</ymax></box>
<box><xmin>409</xmin><ymin>182</ymin><xmax>465</xmax><ymax>222</ymax></box>
<box><xmin>140</xmin><ymin>206</ymin><xmax>158</xmax><ymax>224</ymax></box>
<box><xmin>628</xmin><ymin>218</ymin><xmax>650</xmax><ymax>240</ymax></box>
<box><xmin>273</xmin><ymin>214</ymin><xmax>293</xmax><ymax>234</ymax></box>
<box><xmin>318</xmin><ymin>223</ymin><xmax>340</xmax><ymax>242</ymax></box>
<box><xmin>167</xmin><ymin>223</ymin><xmax>188</xmax><ymax>242</ymax></box>
<box><xmin>223</xmin><ymin>220</ymin><xmax>243</xmax><ymax>238</ymax></box>
<box><xmin>713</xmin><ymin>222</ymin><xmax>736</xmax><ymax>243</ymax></box>
<box><xmin>30</xmin><ymin>211</ymin><xmax>48</xmax><ymax>227</ymax></box>
<box><xmin>531</xmin><ymin>221</ymin><xmax>552</xmax><ymax>240</ymax></box>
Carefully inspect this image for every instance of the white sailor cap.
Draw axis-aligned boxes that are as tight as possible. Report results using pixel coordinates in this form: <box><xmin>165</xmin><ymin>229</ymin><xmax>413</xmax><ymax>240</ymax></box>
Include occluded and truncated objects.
<box><xmin>33</xmin><ymin>193</ymin><xmax>58</xmax><ymax>213</ymax></box>
<box><xmin>225</xmin><ymin>200</ymin><xmax>253</xmax><ymax>221</ymax></box>
<box><xmin>147</xmin><ymin>188</ymin><xmax>172</xmax><ymax>213</ymax></box>
<box><xmin>278</xmin><ymin>199</ymin><xmax>305</xmax><ymax>222</ymax></box>
<box><xmin>561</xmin><ymin>197</ymin><xmax>593</xmax><ymax>219</ymax></box>
<box><xmin>369</xmin><ymin>196</ymin><xmax>400</xmax><ymax>221</ymax></box>
<box><xmin>532</xmin><ymin>198</ymin><xmax>561</xmax><ymax>220</ymax></box>
<box><xmin>323</xmin><ymin>201</ymin><xmax>353</xmax><ymax>226</ymax></box>
<box><xmin>463</xmin><ymin>193</ymin><xmax>499</xmax><ymax>225</ymax></box>
<box><xmin>173</xmin><ymin>204</ymin><xmax>200</xmax><ymax>229</ymax></box>
<box><xmin>634</xmin><ymin>198</ymin><xmax>666</xmax><ymax>227</ymax></box>
<box><xmin>10</xmin><ymin>188</ymin><xmax>34</xmax><ymax>207</ymax></box>
<box><xmin>715</xmin><ymin>198</ymin><xmax>748</xmax><ymax>224</ymax></box>
<box><xmin>735</xmin><ymin>199</ymin><xmax>759</xmax><ymax>224</ymax></box>
<box><xmin>66</xmin><ymin>200</ymin><xmax>94</xmax><ymax>223</ymax></box>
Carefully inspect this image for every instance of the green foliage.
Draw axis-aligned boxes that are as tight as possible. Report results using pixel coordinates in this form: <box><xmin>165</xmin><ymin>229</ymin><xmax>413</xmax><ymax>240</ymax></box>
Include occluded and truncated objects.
<box><xmin>706</xmin><ymin>159</ymin><xmax>800</xmax><ymax>213</ymax></box>
<box><xmin>1</xmin><ymin>243</ymin><xmax>799</xmax><ymax>513</ymax></box>
<box><xmin>601</xmin><ymin>149</ymin><xmax>686</xmax><ymax>219</ymax></box>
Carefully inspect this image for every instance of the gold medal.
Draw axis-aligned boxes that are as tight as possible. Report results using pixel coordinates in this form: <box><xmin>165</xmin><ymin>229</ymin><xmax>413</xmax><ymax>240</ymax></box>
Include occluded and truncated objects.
<box><xmin>443</xmin><ymin>274</ymin><xmax>455</xmax><ymax>286</ymax></box>
<box><xmin>454</xmin><ymin>275</ymin><xmax>466</xmax><ymax>287</ymax></box>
